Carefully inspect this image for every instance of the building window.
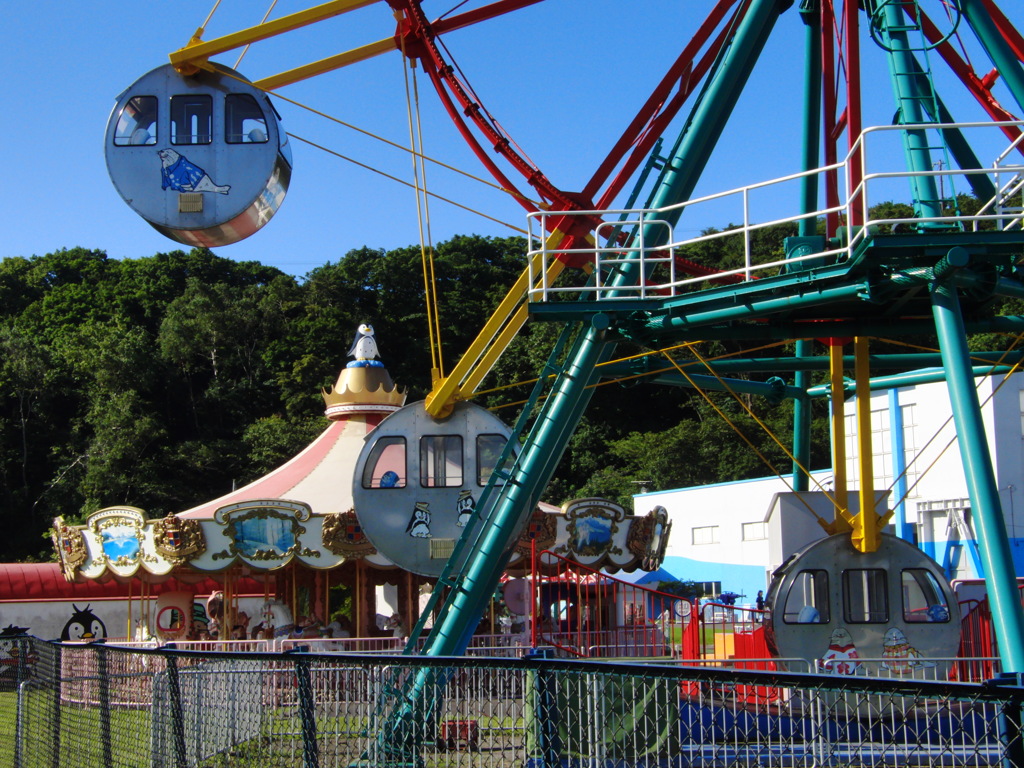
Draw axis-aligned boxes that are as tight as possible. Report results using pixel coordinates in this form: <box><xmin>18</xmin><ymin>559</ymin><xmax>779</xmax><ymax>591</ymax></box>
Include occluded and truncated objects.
<box><xmin>844</xmin><ymin>403</ymin><xmax>919</xmax><ymax>497</ymax></box>
<box><xmin>742</xmin><ymin>521</ymin><xmax>767</xmax><ymax>541</ymax></box>
<box><xmin>692</xmin><ymin>525</ymin><xmax>719</xmax><ymax>545</ymax></box>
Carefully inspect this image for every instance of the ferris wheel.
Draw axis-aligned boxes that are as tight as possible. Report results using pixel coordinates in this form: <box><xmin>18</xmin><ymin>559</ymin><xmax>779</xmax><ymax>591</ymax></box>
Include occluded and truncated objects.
<box><xmin>106</xmin><ymin>0</ymin><xmax>1024</xmax><ymax>678</ymax></box>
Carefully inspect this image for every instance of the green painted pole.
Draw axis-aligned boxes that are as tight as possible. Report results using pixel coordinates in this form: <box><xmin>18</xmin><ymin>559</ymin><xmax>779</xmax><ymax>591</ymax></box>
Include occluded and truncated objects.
<box><xmin>805</xmin><ymin>364</ymin><xmax>1017</xmax><ymax>397</ymax></box>
<box><xmin>874</xmin><ymin>0</ymin><xmax>944</xmax><ymax>219</ymax></box>
<box><xmin>644</xmin><ymin>0</ymin><xmax>795</xmax><ymax>225</ymax></box>
<box><xmin>797</xmin><ymin>0</ymin><xmax>822</xmax><ymax>239</ymax></box>
<box><xmin>602</xmin><ymin>351</ymin><xmax>1024</xmax><ymax>375</ymax></box>
<box><xmin>960</xmin><ymin>0</ymin><xmax>1024</xmax><ymax>116</ymax></box>
<box><xmin>793</xmin><ymin>1</ymin><xmax>821</xmax><ymax>491</ymax></box>
<box><xmin>931</xmin><ymin>279</ymin><xmax>1024</xmax><ymax>673</ymax></box>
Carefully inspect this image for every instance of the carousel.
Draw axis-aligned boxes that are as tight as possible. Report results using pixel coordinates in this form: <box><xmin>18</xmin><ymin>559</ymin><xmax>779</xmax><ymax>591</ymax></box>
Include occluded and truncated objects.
<box><xmin>51</xmin><ymin>327</ymin><xmax>670</xmax><ymax>646</ymax></box>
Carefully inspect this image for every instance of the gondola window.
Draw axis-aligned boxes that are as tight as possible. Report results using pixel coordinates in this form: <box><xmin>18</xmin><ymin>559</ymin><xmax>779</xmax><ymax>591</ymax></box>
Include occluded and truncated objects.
<box><xmin>171</xmin><ymin>94</ymin><xmax>212</xmax><ymax>145</ymax></box>
<box><xmin>843</xmin><ymin>569</ymin><xmax>889</xmax><ymax>623</ymax></box>
<box><xmin>783</xmin><ymin>569</ymin><xmax>830</xmax><ymax>623</ymax></box>
<box><xmin>420</xmin><ymin>435</ymin><xmax>463</xmax><ymax>487</ymax></box>
<box><xmin>113</xmin><ymin>96</ymin><xmax>157</xmax><ymax>146</ymax></box>
<box><xmin>901</xmin><ymin>568</ymin><xmax>950</xmax><ymax>622</ymax></box>
<box><xmin>476</xmin><ymin>434</ymin><xmax>508</xmax><ymax>486</ymax></box>
<box><xmin>225</xmin><ymin>94</ymin><xmax>269</xmax><ymax>143</ymax></box>
<box><xmin>362</xmin><ymin>436</ymin><xmax>406</xmax><ymax>488</ymax></box>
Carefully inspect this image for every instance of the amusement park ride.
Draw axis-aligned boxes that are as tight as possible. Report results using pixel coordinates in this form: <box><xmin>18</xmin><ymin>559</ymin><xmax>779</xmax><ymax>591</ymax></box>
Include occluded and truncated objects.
<box><xmin>105</xmin><ymin>0</ymin><xmax>1024</xmax><ymax>733</ymax></box>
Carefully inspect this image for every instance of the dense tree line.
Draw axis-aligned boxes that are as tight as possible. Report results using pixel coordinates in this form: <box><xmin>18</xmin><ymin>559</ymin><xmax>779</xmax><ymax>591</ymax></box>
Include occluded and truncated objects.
<box><xmin>19</xmin><ymin>219</ymin><xmax>970</xmax><ymax>562</ymax></box>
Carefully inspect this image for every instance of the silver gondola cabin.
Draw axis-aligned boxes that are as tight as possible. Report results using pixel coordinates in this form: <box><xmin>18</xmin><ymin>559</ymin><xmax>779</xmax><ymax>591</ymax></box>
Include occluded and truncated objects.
<box><xmin>352</xmin><ymin>400</ymin><xmax>517</xmax><ymax>578</ymax></box>
<box><xmin>105</xmin><ymin>63</ymin><xmax>291</xmax><ymax>247</ymax></box>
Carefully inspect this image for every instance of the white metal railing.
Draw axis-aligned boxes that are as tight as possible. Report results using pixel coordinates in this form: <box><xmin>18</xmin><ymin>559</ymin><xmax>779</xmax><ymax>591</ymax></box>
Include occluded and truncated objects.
<box><xmin>526</xmin><ymin>120</ymin><xmax>1024</xmax><ymax>302</ymax></box>
<box><xmin>101</xmin><ymin>632</ymin><xmax>531</xmax><ymax>655</ymax></box>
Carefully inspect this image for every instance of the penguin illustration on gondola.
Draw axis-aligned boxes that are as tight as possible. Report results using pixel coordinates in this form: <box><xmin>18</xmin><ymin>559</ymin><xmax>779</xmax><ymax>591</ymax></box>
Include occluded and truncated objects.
<box><xmin>406</xmin><ymin>502</ymin><xmax>432</xmax><ymax>538</ymax></box>
<box><xmin>0</xmin><ymin>624</ymin><xmax>35</xmax><ymax>690</ymax></box>
<box><xmin>455</xmin><ymin>490</ymin><xmax>475</xmax><ymax>527</ymax></box>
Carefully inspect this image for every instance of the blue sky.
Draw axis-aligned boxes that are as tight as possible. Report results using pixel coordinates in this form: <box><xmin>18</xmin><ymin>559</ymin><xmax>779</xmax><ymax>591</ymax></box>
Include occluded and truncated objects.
<box><xmin>5</xmin><ymin>0</ymin><xmax>1023</xmax><ymax>278</ymax></box>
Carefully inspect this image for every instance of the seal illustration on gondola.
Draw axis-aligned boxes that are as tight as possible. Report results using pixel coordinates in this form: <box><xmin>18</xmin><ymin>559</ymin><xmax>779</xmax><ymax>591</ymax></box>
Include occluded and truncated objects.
<box><xmin>158</xmin><ymin>149</ymin><xmax>231</xmax><ymax>194</ymax></box>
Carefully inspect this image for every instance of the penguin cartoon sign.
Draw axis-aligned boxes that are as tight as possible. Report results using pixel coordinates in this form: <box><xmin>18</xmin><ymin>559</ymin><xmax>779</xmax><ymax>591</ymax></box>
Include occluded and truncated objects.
<box><xmin>0</xmin><ymin>625</ymin><xmax>34</xmax><ymax>689</ymax></box>
<box><xmin>60</xmin><ymin>605</ymin><xmax>107</xmax><ymax>642</ymax></box>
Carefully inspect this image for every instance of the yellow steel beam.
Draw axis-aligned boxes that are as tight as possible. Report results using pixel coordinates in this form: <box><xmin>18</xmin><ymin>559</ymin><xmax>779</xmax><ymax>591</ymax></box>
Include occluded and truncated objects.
<box><xmin>425</xmin><ymin>233</ymin><xmax>568</xmax><ymax>419</ymax></box>
<box><xmin>851</xmin><ymin>336</ymin><xmax>887</xmax><ymax>553</ymax></box>
<box><xmin>827</xmin><ymin>339</ymin><xmax>853</xmax><ymax>534</ymax></box>
<box><xmin>253</xmin><ymin>38</ymin><xmax>396</xmax><ymax>90</ymax></box>
<box><xmin>170</xmin><ymin>0</ymin><xmax>383</xmax><ymax>74</ymax></box>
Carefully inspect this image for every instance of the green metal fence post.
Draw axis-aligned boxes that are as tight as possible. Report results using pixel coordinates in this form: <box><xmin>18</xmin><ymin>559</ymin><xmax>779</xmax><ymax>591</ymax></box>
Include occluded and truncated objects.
<box><xmin>294</xmin><ymin>656</ymin><xmax>320</xmax><ymax>768</ymax></box>
<box><xmin>989</xmin><ymin>673</ymin><xmax>1024</xmax><ymax>768</ymax></box>
<box><xmin>164</xmin><ymin>648</ymin><xmax>188</xmax><ymax>768</ymax></box>
<box><xmin>96</xmin><ymin>644</ymin><xmax>112</xmax><ymax>768</ymax></box>
<box><xmin>13</xmin><ymin>636</ymin><xmax>30</xmax><ymax>768</ymax></box>
<box><xmin>50</xmin><ymin>641</ymin><xmax>61</xmax><ymax>768</ymax></box>
<box><xmin>525</xmin><ymin>650</ymin><xmax>561</xmax><ymax>768</ymax></box>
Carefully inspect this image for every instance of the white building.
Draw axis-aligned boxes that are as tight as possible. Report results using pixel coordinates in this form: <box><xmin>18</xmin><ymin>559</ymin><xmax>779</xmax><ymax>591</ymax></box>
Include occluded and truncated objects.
<box><xmin>636</xmin><ymin>370</ymin><xmax>1024</xmax><ymax>604</ymax></box>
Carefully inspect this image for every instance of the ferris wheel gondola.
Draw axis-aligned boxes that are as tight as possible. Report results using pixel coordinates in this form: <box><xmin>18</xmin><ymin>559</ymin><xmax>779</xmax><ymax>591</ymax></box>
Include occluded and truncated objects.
<box><xmin>104</xmin><ymin>63</ymin><xmax>292</xmax><ymax>247</ymax></box>
<box><xmin>766</xmin><ymin>533</ymin><xmax>961</xmax><ymax>674</ymax></box>
<box><xmin>351</xmin><ymin>400</ymin><xmax>518</xmax><ymax>578</ymax></box>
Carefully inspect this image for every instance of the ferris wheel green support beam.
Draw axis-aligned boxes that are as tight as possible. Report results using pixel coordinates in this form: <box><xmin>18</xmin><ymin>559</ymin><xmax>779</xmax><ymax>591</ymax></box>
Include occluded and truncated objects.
<box><xmin>902</xmin><ymin>59</ymin><xmax>997</xmax><ymax>203</ymax></box>
<box><xmin>794</xmin><ymin>0</ymin><xmax>823</xmax><ymax>491</ymax></box>
<box><xmin>931</xmin><ymin>277</ymin><xmax>1024</xmax><ymax>674</ymax></box>
<box><xmin>805</xmin><ymin>364</ymin><xmax>1019</xmax><ymax>397</ymax></box>
<box><xmin>644</xmin><ymin>0</ymin><xmax>795</xmax><ymax>221</ymax></box>
<box><xmin>874</xmin><ymin>0</ymin><xmax>946</xmax><ymax>220</ymax></box>
<box><xmin>960</xmin><ymin>0</ymin><xmax>1024</xmax><ymax>116</ymax></box>
<box><xmin>603</xmin><ymin>350</ymin><xmax>1024</xmax><ymax>376</ymax></box>
<box><xmin>605</xmin><ymin>362</ymin><xmax>1018</xmax><ymax>400</ymax></box>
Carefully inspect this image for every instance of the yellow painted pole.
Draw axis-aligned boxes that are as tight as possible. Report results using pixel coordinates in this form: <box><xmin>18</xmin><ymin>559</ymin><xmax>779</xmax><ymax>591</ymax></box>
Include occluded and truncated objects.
<box><xmin>424</xmin><ymin>237</ymin><xmax>567</xmax><ymax>418</ymax></box>
<box><xmin>254</xmin><ymin>39</ymin><xmax>397</xmax><ymax>90</ymax></box>
<box><xmin>829</xmin><ymin>339</ymin><xmax>852</xmax><ymax>533</ymax></box>
<box><xmin>852</xmin><ymin>336</ymin><xmax>883</xmax><ymax>553</ymax></box>
<box><xmin>170</xmin><ymin>0</ymin><xmax>383</xmax><ymax>75</ymax></box>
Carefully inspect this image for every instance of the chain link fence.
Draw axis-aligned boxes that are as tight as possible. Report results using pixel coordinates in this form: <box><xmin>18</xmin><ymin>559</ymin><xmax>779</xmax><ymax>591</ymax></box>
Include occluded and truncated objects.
<box><xmin>3</xmin><ymin>635</ymin><xmax>1023</xmax><ymax>767</ymax></box>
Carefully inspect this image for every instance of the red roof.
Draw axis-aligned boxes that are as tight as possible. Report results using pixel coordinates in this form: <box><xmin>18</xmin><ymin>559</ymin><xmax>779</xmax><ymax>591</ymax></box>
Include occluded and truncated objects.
<box><xmin>0</xmin><ymin>563</ymin><xmax>267</xmax><ymax>602</ymax></box>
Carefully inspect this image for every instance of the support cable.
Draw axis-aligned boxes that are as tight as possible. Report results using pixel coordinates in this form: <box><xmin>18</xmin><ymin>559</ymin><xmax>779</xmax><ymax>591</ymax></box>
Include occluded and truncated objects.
<box><xmin>660</xmin><ymin>349</ymin><xmax>836</xmax><ymax>528</ymax></box>
<box><xmin>399</xmin><ymin>21</ymin><xmax>445</xmax><ymax>379</ymax></box>
<box><xmin>234</xmin><ymin>0</ymin><xmax>282</xmax><ymax>69</ymax></box>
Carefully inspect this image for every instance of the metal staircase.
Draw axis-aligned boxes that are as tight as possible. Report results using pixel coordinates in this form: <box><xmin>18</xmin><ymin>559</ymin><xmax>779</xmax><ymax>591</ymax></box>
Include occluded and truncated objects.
<box><xmin>868</xmin><ymin>0</ymin><xmax>962</xmax><ymax>225</ymax></box>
